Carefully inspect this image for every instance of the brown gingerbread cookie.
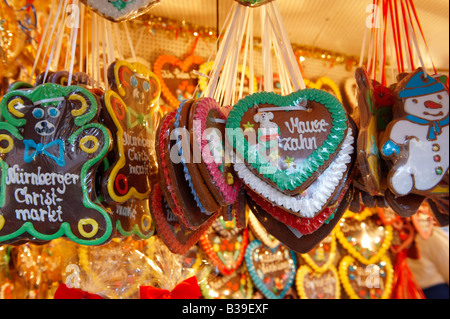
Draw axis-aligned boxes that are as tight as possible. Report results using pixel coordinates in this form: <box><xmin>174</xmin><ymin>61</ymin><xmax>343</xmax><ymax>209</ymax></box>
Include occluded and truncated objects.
<box><xmin>0</xmin><ymin>83</ymin><xmax>114</xmax><ymax>245</ymax></box>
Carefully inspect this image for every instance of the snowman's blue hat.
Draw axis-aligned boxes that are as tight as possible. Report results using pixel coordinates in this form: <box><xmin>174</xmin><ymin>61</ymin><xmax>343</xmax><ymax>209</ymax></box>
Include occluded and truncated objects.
<box><xmin>398</xmin><ymin>68</ymin><xmax>445</xmax><ymax>99</ymax></box>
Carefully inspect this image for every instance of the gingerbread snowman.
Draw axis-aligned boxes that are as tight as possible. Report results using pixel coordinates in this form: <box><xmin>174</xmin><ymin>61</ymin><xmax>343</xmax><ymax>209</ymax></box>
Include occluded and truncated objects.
<box><xmin>381</xmin><ymin>68</ymin><xmax>449</xmax><ymax>196</ymax></box>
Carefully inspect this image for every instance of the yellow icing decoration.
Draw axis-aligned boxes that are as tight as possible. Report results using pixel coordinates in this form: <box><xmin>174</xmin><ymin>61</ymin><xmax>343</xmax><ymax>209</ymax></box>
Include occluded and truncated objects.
<box><xmin>7</xmin><ymin>98</ymin><xmax>25</xmax><ymax>118</ymax></box>
<box><xmin>300</xmin><ymin>232</ymin><xmax>336</xmax><ymax>273</ymax></box>
<box><xmin>335</xmin><ymin>209</ymin><xmax>393</xmax><ymax>265</ymax></box>
<box><xmin>0</xmin><ymin>215</ymin><xmax>5</xmax><ymax>231</ymax></box>
<box><xmin>0</xmin><ymin>134</ymin><xmax>14</xmax><ymax>154</ymax></box>
<box><xmin>79</xmin><ymin>135</ymin><xmax>99</xmax><ymax>154</ymax></box>
<box><xmin>78</xmin><ymin>218</ymin><xmax>99</xmax><ymax>238</ymax></box>
<box><xmin>295</xmin><ymin>264</ymin><xmax>341</xmax><ymax>299</ymax></box>
<box><xmin>141</xmin><ymin>214</ymin><xmax>152</xmax><ymax>232</ymax></box>
<box><xmin>338</xmin><ymin>254</ymin><xmax>393</xmax><ymax>299</ymax></box>
<box><xmin>243</xmin><ymin>121</ymin><xmax>255</xmax><ymax>132</ymax></box>
<box><xmin>69</xmin><ymin>94</ymin><xmax>88</xmax><ymax>117</ymax></box>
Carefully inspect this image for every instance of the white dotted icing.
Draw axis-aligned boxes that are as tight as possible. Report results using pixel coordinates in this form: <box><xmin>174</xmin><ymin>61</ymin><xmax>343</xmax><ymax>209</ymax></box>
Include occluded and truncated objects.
<box><xmin>234</xmin><ymin>128</ymin><xmax>354</xmax><ymax>218</ymax></box>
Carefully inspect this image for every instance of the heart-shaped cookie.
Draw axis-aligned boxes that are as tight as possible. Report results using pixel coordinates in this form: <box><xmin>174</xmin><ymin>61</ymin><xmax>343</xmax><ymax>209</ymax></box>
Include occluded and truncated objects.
<box><xmin>81</xmin><ymin>0</ymin><xmax>160</xmax><ymax>22</ymax></box>
<box><xmin>227</xmin><ymin>89</ymin><xmax>348</xmax><ymax>195</ymax></box>
<box><xmin>338</xmin><ymin>254</ymin><xmax>394</xmax><ymax>299</ymax></box>
<box><xmin>355</xmin><ymin>67</ymin><xmax>382</xmax><ymax>195</ymax></box>
<box><xmin>335</xmin><ymin>209</ymin><xmax>393</xmax><ymax>265</ymax></box>
<box><xmin>155</xmin><ymin>111</ymin><xmax>217</xmax><ymax>230</ymax></box>
<box><xmin>200</xmin><ymin>265</ymin><xmax>253</xmax><ymax>299</ymax></box>
<box><xmin>245</xmin><ymin>239</ymin><xmax>297</xmax><ymax>299</ymax></box>
<box><xmin>411</xmin><ymin>202</ymin><xmax>435</xmax><ymax>240</ymax></box>
<box><xmin>153</xmin><ymin>55</ymin><xmax>204</xmax><ymax>111</ymax></box>
<box><xmin>390</xmin><ymin>221</ymin><xmax>416</xmax><ymax>255</ymax></box>
<box><xmin>377</xmin><ymin>206</ymin><xmax>404</xmax><ymax>230</ymax></box>
<box><xmin>190</xmin><ymin>97</ymin><xmax>240</xmax><ymax>205</ymax></box>
<box><xmin>295</xmin><ymin>265</ymin><xmax>341</xmax><ymax>299</ymax></box>
<box><xmin>305</xmin><ymin>77</ymin><xmax>343</xmax><ymax>104</ymax></box>
<box><xmin>199</xmin><ymin>216</ymin><xmax>249</xmax><ymax>276</ymax></box>
<box><xmin>150</xmin><ymin>183</ymin><xmax>218</xmax><ymax>255</ymax></box>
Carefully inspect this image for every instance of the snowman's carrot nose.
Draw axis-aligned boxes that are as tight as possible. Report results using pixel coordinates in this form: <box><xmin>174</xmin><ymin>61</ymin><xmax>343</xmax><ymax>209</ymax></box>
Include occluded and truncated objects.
<box><xmin>424</xmin><ymin>100</ymin><xmax>442</xmax><ymax>109</ymax></box>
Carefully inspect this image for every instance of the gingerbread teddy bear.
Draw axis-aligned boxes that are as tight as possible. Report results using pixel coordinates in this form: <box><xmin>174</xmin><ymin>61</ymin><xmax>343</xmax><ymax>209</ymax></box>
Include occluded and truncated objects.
<box><xmin>100</xmin><ymin>60</ymin><xmax>161</xmax><ymax>238</ymax></box>
<box><xmin>0</xmin><ymin>83</ymin><xmax>114</xmax><ymax>245</ymax></box>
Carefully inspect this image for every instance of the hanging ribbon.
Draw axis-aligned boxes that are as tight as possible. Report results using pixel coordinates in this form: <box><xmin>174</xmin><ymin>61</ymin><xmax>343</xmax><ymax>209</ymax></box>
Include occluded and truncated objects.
<box><xmin>391</xmin><ymin>250</ymin><xmax>426</xmax><ymax>299</ymax></box>
<box><xmin>139</xmin><ymin>276</ymin><xmax>202</xmax><ymax>299</ymax></box>
<box><xmin>407</xmin><ymin>0</ymin><xmax>437</xmax><ymax>74</ymax></box>
<box><xmin>54</xmin><ymin>284</ymin><xmax>104</xmax><ymax>299</ymax></box>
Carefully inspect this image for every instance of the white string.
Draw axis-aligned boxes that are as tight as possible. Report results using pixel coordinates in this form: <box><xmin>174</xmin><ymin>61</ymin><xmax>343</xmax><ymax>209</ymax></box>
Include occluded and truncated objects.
<box><xmin>124</xmin><ymin>21</ymin><xmax>136</xmax><ymax>61</ymax></box>
<box><xmin>68</xmin><ymin>0</ymin><xmax>80</xmax><ymax>86</ymax></box>
<box><xmin>29</xmin><ymin>0</ymin><xmax>57</xmax><ymax>82</ymax></box>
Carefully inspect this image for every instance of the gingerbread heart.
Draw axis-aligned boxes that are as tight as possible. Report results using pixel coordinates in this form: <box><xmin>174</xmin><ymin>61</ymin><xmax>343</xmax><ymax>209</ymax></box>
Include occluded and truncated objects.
<box><xmin>305</xmin><ymin>77</ymin><xmax>343</xmax><ymax>104</ymax></box>
<box><xmin>200</xmin><ymin>266</ymin><xmax>253</xmax><ymax>299</ymax></box>
<box><xmin>155</xmin><ymin>111</ymin><xmax>217</xmax><ymax>230</ymax></box>
<box><xmin>295</xmin><ymin>265</ymin><xmax>341</xmax><ymax>299</ymax></box>
<box><xmin>338</xmin><ymin>255</ymin><xmax>394</xmax><ymax>299</ymax></box>
<box><xmin>150</xmin><ymin>183</ymin><xmax>217</xmax><ymax>255</ymax></box>
<box><xmin>199</xmin><ymin>216</ymin><xmax>249</xmax><ymax>276</ymax></box>
<box><xmin>153</xmin><ymin>55</ymin><xmax>204</xmax><ymax>111</ymax></box>
<box><xmin>227</xmin><ymin>89</ymin><xmax>350</xmax><ymax>220</ymax></box>
<box><xmin>355</xmin><ymin>67</ymin><xmax>382</xmax><ymax>195</ymax></box>
<box><xmin>390</xmin><ymin>221</ymin><xmax>416</xmax><ymax>255</ymax></box>
<box><xmin>80</xmin><ymin>0</ymin><xmax>160</xmax><ymax>22</ymax></box>
<box><xmin>0</xmin><ymin>83</ymin><xmax>114</xmax><ymax>245</ymax></box>
<box><xmin>377</xmin><ymin>206</ymin><xmax>403</xmax><ymax>230</ymax></box>
<box><xmin>190</xmin><ymin>97</ymin><xmax>240</xmax><ymax>205</ymax></box>
<box><xmin>245</xmin><ymin>239</ymin><xmax>297</xmax><ymax>299</ymax></box>
<box><xmin>227</xmin><ymin>89</ymin><xmax>348</xmax><ymax>195</ymax></box>
<box><xmin>335</xmin><ymin>209</ymin><xmax>393</xmax><ymax>265</ymax></box>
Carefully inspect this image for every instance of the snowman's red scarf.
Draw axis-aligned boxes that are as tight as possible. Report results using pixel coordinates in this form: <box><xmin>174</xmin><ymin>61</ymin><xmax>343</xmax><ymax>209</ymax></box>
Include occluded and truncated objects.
<box><xmin>405</xmin><ymin>114</ymin><xmax>449</xmax><ymax>140</ymax></box>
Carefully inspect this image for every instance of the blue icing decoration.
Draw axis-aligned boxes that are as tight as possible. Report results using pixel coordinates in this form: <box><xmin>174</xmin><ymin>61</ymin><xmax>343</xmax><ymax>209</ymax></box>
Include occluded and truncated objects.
<box><xmin>245</xmin><ymin>239</ymin><xmax>297</xmax><ymax>300</ymax></box>
<box><xmin>174</xmin><ymin>101</ymin><xmax>207</xmax><ymax>214</ymax></box>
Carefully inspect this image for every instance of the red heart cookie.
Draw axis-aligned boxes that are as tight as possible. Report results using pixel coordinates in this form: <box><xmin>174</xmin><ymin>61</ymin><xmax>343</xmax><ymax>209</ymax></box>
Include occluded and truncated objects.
<box><xmin>153</xmin><ymin>55</ymin><xmax>204</xmax><ymax>111</ymax></box>
<box><xmin>150</xmin><ymin>183</ymin><xmax>217</xmax><ymax>255</ymax></box>
<box><xmin>199</xmin><ymin>216</ymin><xmax>249</xmax><ymax>276</ymax></box>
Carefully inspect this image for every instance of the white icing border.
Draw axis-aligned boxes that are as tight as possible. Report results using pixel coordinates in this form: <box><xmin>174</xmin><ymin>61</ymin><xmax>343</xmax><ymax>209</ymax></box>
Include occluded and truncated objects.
<box><xmin>234</xmin><ymin>128</ymin><xmax>354</xmax><ymax>218</ymax></box>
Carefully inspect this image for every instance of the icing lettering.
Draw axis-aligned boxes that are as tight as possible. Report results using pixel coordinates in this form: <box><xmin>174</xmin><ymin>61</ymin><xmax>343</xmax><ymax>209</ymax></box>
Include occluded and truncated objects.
<box><xmin>6</xmin><ymin>165</ymin><xmax>79</xmax><ymax>194</ymax></box>
<box><xmin>115</xmin><ymin>205</ymin><xmax>137</xmax><ymax>219</ymax></box>
<box><xmin>279</xmin><ymin>135</ymin><xmax>318</xmax><ymax>151</ymax></box>
<box><xmin>5</xmin><ymin>165</ymin><xmax>79</xmax><ymax>223</ymax></box>
<box><xmin>161</xmin><ymin>68</ymin><xmax>191</xmax><ymax>80</ymax></box>
<box><xmin>284</xmin><ymin>118</ymin><xmax>329</xmax><ymax>134</ymax></box>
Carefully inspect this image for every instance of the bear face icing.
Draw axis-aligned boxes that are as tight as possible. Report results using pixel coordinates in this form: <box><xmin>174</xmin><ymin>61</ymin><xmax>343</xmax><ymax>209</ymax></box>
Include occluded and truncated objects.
<box><xmin>403</xmin><ymin>91</ymin><xmax>449</xmax><ymax>122</ymax></box>
<box><xmin>0</xmin><ymin>83</ymin><xmax>114</xmax><ymax>245</ymax></box>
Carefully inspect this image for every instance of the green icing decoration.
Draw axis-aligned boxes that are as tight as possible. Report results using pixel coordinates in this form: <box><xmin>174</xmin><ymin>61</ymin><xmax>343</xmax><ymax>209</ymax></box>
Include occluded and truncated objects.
<box><xmin>0</xmin><ymin>85</ymin><xmax>114</xmax><ymax>246</ymax></box>
<box><xmin>226</xmin><ymin>88</ymin><xmax>348</xmax><ymax>192</ymax></box>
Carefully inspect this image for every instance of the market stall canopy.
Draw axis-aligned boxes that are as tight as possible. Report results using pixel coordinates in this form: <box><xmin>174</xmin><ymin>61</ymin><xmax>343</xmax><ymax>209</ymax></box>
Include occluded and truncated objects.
<box><xmin>149</xmin><ymin>0</ymin><xmax>449</xmax><ymax>71</ymax></box>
